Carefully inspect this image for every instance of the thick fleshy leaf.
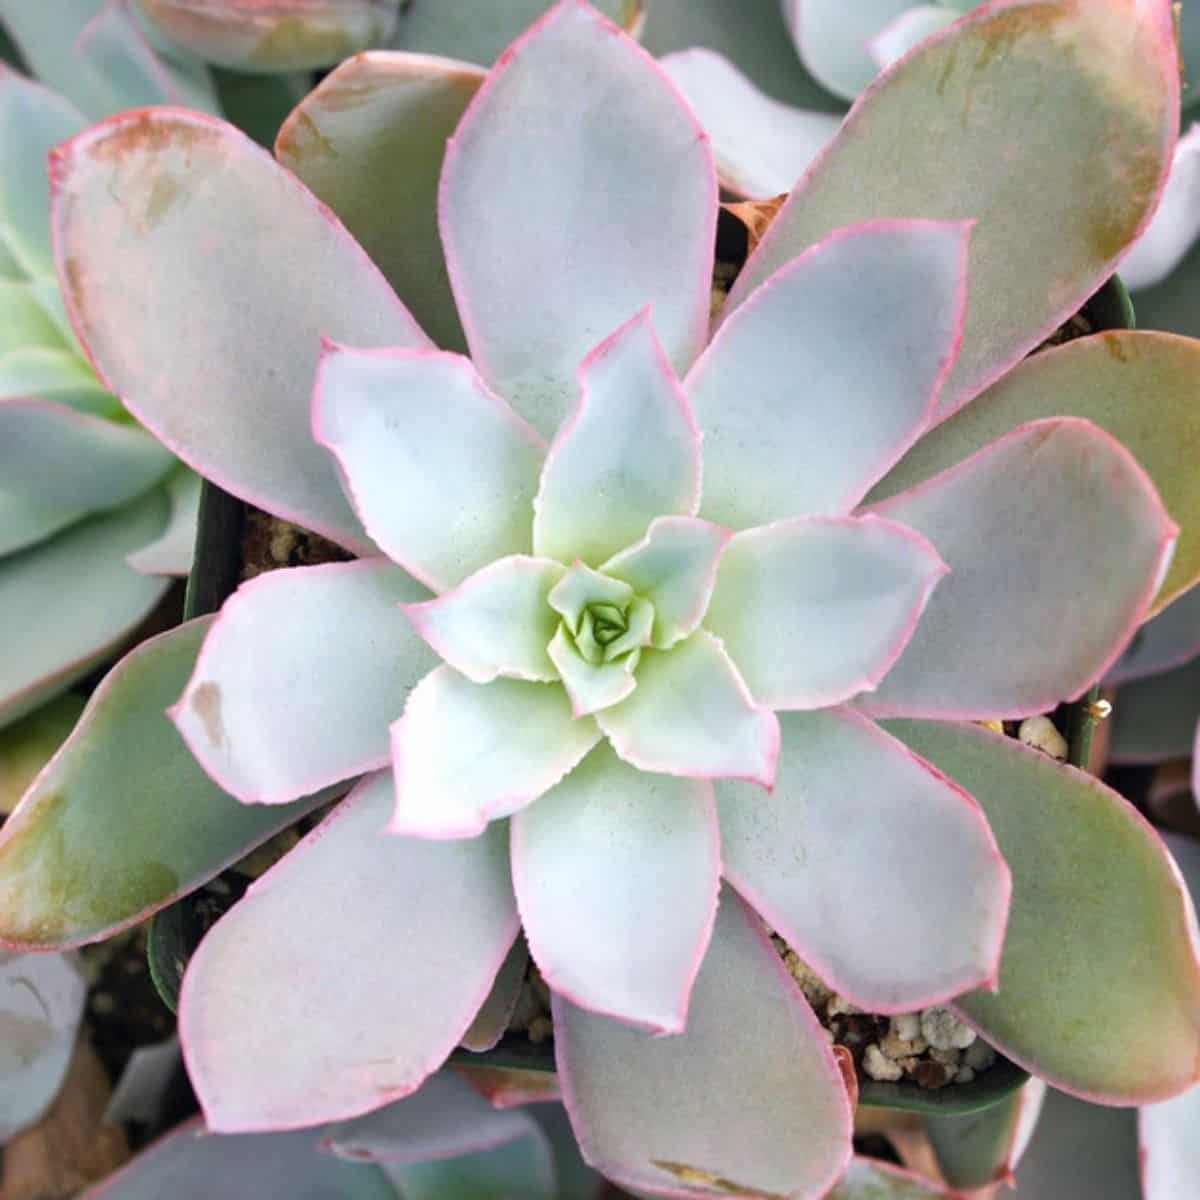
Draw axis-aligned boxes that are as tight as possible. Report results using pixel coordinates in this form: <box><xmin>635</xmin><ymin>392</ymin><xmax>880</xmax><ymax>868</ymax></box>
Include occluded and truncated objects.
<box><xmin>0</xmin><ymin>346</ymin><xmax>115</xmax><ymax>415</ymax></box>
<box><xmin>600</xmin><ymin>517</ymin><xmax>728</xmax><ymax>650</ymax></box>
<box><xmin>1109</xmin><ymin>655</ymin><xmax>1200</xmax><ymax>764</ymax></box>
<box><xmin>313</xmin><ymin>345</ymin><xmax>545</xmax><ymax>591</ymax></box>
<box><xmin>0</xmin><ymin>692</ymin><xmax>83</xmax><ymax>816</ymax></box>
<box><xmin>403</xmin><ymin>558</ymin><xmax>563</xmax><ymax>684</ymax></box>
<box><xmin>461</xmin><ymin>938</ymin><xmax>528</xmax><ymax>1053</ymax></box>
<box><xmin>133</xmin><ymin>0</ymin><xmax>400</xmax><ymax>70</ymax></box>
<box><xmin>719</xmin><ymin>708</ymin><xmax>1008</xmax><ymax>1011</ymax></box>
<box><xmin>0</xmin><ymin>278</ymin><xmax>66</xmax><ymax>355</ymax></box>
<box><xmin>782</xmin><ymin>0</ymin><xmax>922</xmax><ymax>100</ymax></box>
<box><xmin>728</xmin><ymin>0</ymin><xmax>1180</xmax><ymax>419</ymax></box>
<box><xmin>0</xmin><ymin>399</ymin><xmax>175</xmax><ymax>554</ymax></box>
<box><xmin>323</xmin><ymin>1069</ymin><xmax>534</xmax><ymax>1164</ymax></box>
<box><xmin>0</xmin><ymin>489</ymin><xmax>170</xmax><ymax>728</ymax></box>
<box><xmin>172</xmin><ymin>560</ymin><xmax>437</xmax><ymax>805</ymax></box>
<box><xmin>79</xmin><ymin>1116</ymin><xmax>398</xmax><ymax>1199</ymax></box>
<box><xmin>1121</xmin><ymin>124</ymin><xmax>1200</xmax><ymax>289</ymax></box>
<box><xmin>438</xmin><ymin>0</ymin><xmax>715</xmax><ymax>437</ymax></box>
<box><xmin>924</xmin><ymin>1077</ymin><xmax>1046</xmax><ymax>1190</ymax></box>
<box><xmin>533</xmin><ymin>311</ymin><xmax>700</xmax><ymax>566</ymax></box>
<box><xmin>392</xmin><ymin>0</ymin><xmax>642</xmax><ymax>67</ymax></box>
<box><xmin>827</xmin><ymin>1158</ymin><xmax>955</xmax><ymax>1199</ymax></box>
<box><xmin>862</xmin><ymin>420</ymin><xmax>1176</xmax><ymax>720</ymax></box>
<box><xmin>381</xmin><ymin>1128</ymin><xmax>555</xmax><ymax>1200</ymax></box>
<box><xmin>126</xmin><ymin>468</ymin><xmax>201</xmax><ymax>576</ymax></box>
<box><xmin>1010</xmin><ymin>1087</ymin><xmax>1139</xmax><ymax>1200</ymax></box>
<box><xmin>690</xmin><ymin>220</ymin><xmax>969</xmax><ymax>530</ymax></box>
<box><xmin>75</xmin><ymin>0</ymin><xmax>220</xmax><ymax>112</ymax></box>
<box><xmin>870</xmin><ymin>6</ymin><xmax>960</xmax><ymax>70</ymax></box>
<box><xmin>0</xmin><ymin>619</ymin><xmax>327</xmax><ymax>949</ymax></box>
<box><xmin>660</xmin><ymin>49</ymin><xmax>841</xmax><ymax>197</ymax></box>
<box><xmin>181</xmin><ymin>771</ymin><xmax>520</xmax><ymax>1132</ymax></box>
<box><xmin>0</xmin><ymin>67</ymin><xmax>85</xmax><ymax>275</ymax></box>
<box><xmin>596</xmin><ymin>630</ymin><xmax>779</xmax><ymax>787</ymax></box>
<box><xmin>705</xmin><ymin>516</ymin><xmax>947</xmax><ymax>711</ymax></box>
<box><xmin>555</xmin><ymin>887</ymin><xmax>852</xmax><ymax>1199</ymax></box>
<box><xmin>641</xmin><ymin>0</ymin><xmax>844</xmax><ymax>114</ymax></box>
<box><xmin>453</xmin><ymin>1064</ymin><xmax>562</xmax><ymax>1109</ymax></box>
<box><xmin>389</xmin><ymin>667</ymin><xmax>601</xmax><ymax>839</ymax></box>
<box><xmin>51</xmin><ymin>108</ymin><xmax>431</xmax><ymax>551</ymax></box>
<box><xmin>276</xmin><ymin>52</ymin><xmax>483</xmax><ymax>353</ymax></box>
<box><xmin>870</xmin><ymin>332</ymin><xmax>1200</xmax><ymax>615</ymax></box>
<box><xmin>888</xmin><ymin>719</ymin><xmax>1200</xmax><ymax>1102</ymax></box>
<box><xmin>0</xmin><ymin>950</ymin><xmax>86</xmax><ymax>1140</ymax></box>
<box><xmin>547</xmin><ymin>629</ymin><xmax>639</xmax><ymax>717</ymax></box>
<box><xmin>530</xmin><ymin>1104</ymin><xmax>606</xmax><ymax>1200</ymax></box>
<box><xmin>1107</xmin><ymin>585</ymin><xmax>1200</xmax><ymax>685</ymax></box>
<box><xmin>511</xmin><ymin>742</ymin><xmax>718</xmax><ymax>1032</ymax></box>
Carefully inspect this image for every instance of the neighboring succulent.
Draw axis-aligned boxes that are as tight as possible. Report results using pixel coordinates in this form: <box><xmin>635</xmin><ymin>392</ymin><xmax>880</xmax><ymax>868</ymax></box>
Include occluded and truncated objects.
<box><xmin>0</xmin><ymin>949</ymin><xmax>86</xmax><ymax>1146</ymax></box>
<box><xmin>1106</xmin><ymin>587</ymin><xmax>1200</xmax><ymax>806</ymax></box>
<box><xmin>7</xmin><ymin>2</ymin><xmax>1200</xmax><ymax>1198</ymax></box>
<box><xmin>654</xmin><ymin>0</ymin><xmax>1200</xmax><ymax>329</ymax></box>
<box><xmin>130</xmin><ymin>0</ymin><xmax>402</xmax><ymax>72</ymax></box>
<box><xmin>0</xmin><ymin>7</ymin><xmax>212</xmax><ymax>741</ymax></box>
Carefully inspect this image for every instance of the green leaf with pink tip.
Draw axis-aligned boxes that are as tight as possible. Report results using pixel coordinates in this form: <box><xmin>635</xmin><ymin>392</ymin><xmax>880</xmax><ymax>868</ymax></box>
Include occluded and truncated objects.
<box><xmin>313</xmin><ymin>345</ymin><xmax>545</xmax><ymax>592</ymax></box>
<box><xmin>887</xmin><ymin>719</ymin><xmax>1200</xmax><ymax>1103</ymax></box>
<box><xmin>404</xmin><ymin>557</ymin><xmax>564</xmax><ymax>685</ymax></box>
<box><xmin>704</xmin><ymin>516</ymin><xmax>948</xmax><ymax>711</ymax></box>
<box><xmin>511</xmin><ymin>742</ymin><xmax>719</xmax><ymax>1033</ymax></box>
<box><xmin>438</xmin><ymin>0</ymin><xmax>716</xmax><ymax>437</ymax></box>
<box><xmin>861</xmin><ymin>419</ymin><xmax>1176</xmax><ymax>721</ymax></box>
<box><xmin>77</xmin><ymin>1116</ymin><xmax>399</xmax><ymax>1198</ymax></box>
<box><xmin>554</xmin><ymin>887</ymin><xmax>853</xmax><ymax>1200</ymax></box>
<box><xmin>533</xmin><ymin>310</ymin><xmax>700</xmax><ymax>567</ymax></box>
<box><xmin>869</xmin><ymin>332</ymin><xmax>1200</xmax><ymax>616</ymax></box>
<box><xmin>50</xmin><ymin>108</ymin><xmax>431</xmax><ymax>552</ymax></box>
<box><xmin>1121</xmin><ymin>125</ymin><xmax>1200</xmax><ymax>290</ymax></box>
<box><xmin>171</xmin><ymin>560</ymin><xmax>438</xmax><ymax>806</ymax></box>
<box><xmin>132</xmin><ymin>0</ymin><xmax>400</xmax><ymax>71</ymax></box>
<box><xmin>180</xmin><ymin>771</ymin><xmax>520</xmax><ymax>1132</ymax></box>
<box><xmin>276</xmin><ymin>52</ymin><xmax>484</xmax><ymax>353</ymax></box>
<box><xmin>0</xmin><ymin>618</ymin><xmax>328</xmax><ymax>950</ymax></box>
<box><xmin>727</xmin><ymin>0</ymin><xmax>1180</xmax><ymax>420</ymax></box>
<box><xmin>600</xmin><ymin>517</ymin><xmax>728</xmax><ymax>650</ymax></box>
<box><xmin>0</xmin><ymin>950</ymin><xmax>86</xmax><ymax>1141</ymax></box>
<box><xmin>1108</xmin><ymin>585</ymin><xmax>1200</xmax><ymax>686</ymax></box>
<box><xmin>596</xmin><ymin>630</ymin><xmax>779</xmax><ymax>787</ymax></box>
<box><xmin>689</xmin><ymin>220</ymin><xmax>969</xmax><ymax>531</ymax></box>
<box><xmin>388</xmin><ymin>667</ymin><xmax>601</xmax><ymax>839</ymax></box>
<box><xmin>719</xmin><ymin>708</ymin><xmax>1009</xmax><ymax>1014</ymax></box>
<box><xmin>0</xmin><ymin>488</ymin><xmax>170</xmax><ymax>729</ymax></box>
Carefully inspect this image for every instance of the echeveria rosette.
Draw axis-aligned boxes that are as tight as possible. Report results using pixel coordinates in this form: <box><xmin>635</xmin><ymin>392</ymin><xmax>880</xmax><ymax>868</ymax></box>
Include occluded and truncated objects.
<box><xmin>37</xmin><ymin>2</ymin><xmax>1200</xmax><ymax>1197</ymax></box>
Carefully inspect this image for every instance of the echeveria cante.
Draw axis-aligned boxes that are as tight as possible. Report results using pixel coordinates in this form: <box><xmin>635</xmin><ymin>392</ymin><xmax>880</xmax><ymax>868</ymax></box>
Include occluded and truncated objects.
<box><xmin>25</xmin><ymin>1</ymin><xmax>1200</xmax><ymax>1197</ymax></box>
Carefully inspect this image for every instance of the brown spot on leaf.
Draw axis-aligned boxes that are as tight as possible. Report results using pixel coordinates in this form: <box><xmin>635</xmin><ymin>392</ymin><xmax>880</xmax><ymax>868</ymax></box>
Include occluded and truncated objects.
<box><xmin>278</xmin><ymin>109</ymin><xmax>338</xmax><ymax>163</ymax></box>
<box><xmin>652</xmin><ymin>1161</ymin><xmax>788</xmax><ymax>1199</ymax></box>
<box><xmin>190</xmin><ymin>682</ymin><xmax>224</xmax><ymax>748</ymax></box>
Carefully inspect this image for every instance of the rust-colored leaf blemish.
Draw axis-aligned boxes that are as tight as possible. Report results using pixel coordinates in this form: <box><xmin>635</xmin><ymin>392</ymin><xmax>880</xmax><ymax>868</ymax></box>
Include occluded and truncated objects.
<box><xmin>87</xmin><ymin>112</ymin><xmax>219</xmax><ymax>163</ymax></box>
<box><xmin>190</xmin><ymin>682</ymin><xmax>224</xmax><ymax>748</ymax></box>
<box><xmin>1103</xmin><ymin>331</ymin><xmax>1130</xmax><ymax>363</ymax></box>
<box><xmin>278</xmin><ymin>109</ymin><xmax>338</xmax><ymax>163</ymax></box>
<box><xmin>652</xmin><ymin>1160</ymin><xmax>788</xmax><ymax>1199</ymax></box>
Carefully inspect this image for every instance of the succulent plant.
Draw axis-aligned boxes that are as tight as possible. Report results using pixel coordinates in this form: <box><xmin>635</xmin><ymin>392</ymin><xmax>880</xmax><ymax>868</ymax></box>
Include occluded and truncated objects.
<box><xmin>654</xmin><ymin>0</ymin><xmax>1200</xmax><ymax>328</ymax></box>
<box><xmin>7</xmin><ymin>1</ymin><xmax>1200</xmax><ymax>1196</ymax></box>
<box><xmin>0</xmin><ymin>7</ymin><xmax>214</xmax><ymax>745</ymax></box>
